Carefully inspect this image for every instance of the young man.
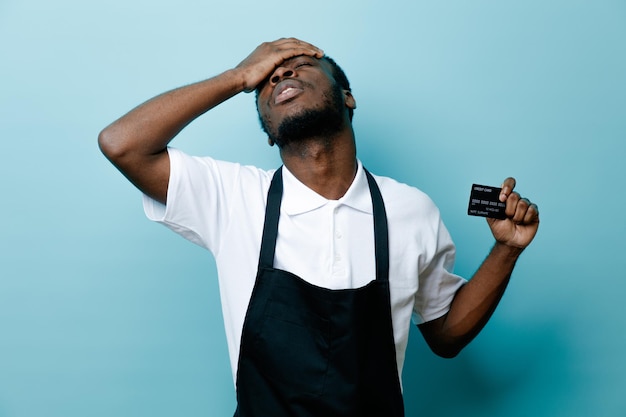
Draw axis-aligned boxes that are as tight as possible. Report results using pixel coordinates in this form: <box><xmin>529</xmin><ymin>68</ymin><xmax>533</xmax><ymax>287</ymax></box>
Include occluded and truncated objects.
<box><xmin>99</xmin><ymin>38</ymin><xmax>539</xmax><ymax>417</ymax></box>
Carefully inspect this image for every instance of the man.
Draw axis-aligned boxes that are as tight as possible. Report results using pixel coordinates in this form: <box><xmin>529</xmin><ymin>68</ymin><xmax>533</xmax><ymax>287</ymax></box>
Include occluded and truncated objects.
<box><xmin>99</xmin><ymin>38</ymin><xmax>539</xmax><ymax>417</ymax></box>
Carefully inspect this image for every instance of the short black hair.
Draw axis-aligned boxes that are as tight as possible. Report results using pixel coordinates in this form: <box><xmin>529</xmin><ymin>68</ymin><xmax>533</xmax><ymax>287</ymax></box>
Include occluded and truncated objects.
<box><xmin>321</xmin><ymin>55</ymin><xmax>354</xmax><ymax>121</ymax></box>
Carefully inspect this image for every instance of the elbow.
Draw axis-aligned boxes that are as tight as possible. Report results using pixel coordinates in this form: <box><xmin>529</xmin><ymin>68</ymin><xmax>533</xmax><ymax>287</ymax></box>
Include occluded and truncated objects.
<box><xmin>419</xmin><ymin>322</ymin><xmax>469</xmax><ymax>358</ymax></box>
<box><xmin>98</xmin><ymin>125</ymin><xmax>129</xmax><ymax>164</ymax></box>
<box><xmin>419</xmin><ymin>316</ymin><xmax>468</xmax><ymax>359</ymax></box>
<box><xmin>426</xmin><ymin>328</ymin><xmax>477</xmax><ymax>358</ymax></box>
<box><xmin>431</xmin><ymin>344</ymin><xmax>463</xmax><ymax>359</ymax></box>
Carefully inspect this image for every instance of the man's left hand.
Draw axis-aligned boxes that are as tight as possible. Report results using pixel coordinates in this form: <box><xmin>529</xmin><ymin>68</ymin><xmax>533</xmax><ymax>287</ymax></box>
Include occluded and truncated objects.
<box><xmin>487</xmin><ymin>177</ymin><xmax>540</xmax><ymax>249</ymax></box>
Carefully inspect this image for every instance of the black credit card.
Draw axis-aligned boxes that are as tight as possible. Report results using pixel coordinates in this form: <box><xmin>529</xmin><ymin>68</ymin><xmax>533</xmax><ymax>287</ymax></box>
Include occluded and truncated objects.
<box><xmin>468</xmin><ymin>184</ymin><xmax>507</xmax><ymax>219</ymax></box>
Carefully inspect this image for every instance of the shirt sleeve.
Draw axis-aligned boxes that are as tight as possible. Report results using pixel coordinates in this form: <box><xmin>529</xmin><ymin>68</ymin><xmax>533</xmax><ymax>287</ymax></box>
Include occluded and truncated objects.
<box><xmin>142</xmin><ymin>147</ymin><xmax>251</xmax><ymax>254</ymax></box>
<box><xmin>412</xmin><ymin>217</ymin><xmax>467</xmax><ymax>325</ymax></box>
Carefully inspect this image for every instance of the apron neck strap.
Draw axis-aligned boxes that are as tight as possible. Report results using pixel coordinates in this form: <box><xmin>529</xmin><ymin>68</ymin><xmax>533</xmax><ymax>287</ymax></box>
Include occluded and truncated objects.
<box><xmin>365</xmin><ymin>168</ymin><xmax>390</xmax><ymax>283</ymax></box>
<box><xmin>258</xmin><ymin>167</ymin><xmax>390</xmax><ymax>282</ymax></box>
<box><xmin>258</xmin><ymin>168</ymin><xmax>284</xmax><ymax>271</ymax></box>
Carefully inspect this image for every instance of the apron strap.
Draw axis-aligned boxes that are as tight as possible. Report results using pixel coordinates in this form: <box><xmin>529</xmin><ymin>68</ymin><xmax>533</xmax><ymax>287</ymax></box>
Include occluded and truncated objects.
<box><xmin>258</xmin><ymin>167</ymin><xmax>390</xmax><ymax>282</ymax></box>
<box><xmin>364</xmin><ymin>169</ymin><xmax>390</xmax><ymax>283</ymax></box>
<box><xmin>258</xmin><ymin>168</ymin><xmax>283</xmax><ymax>270</ymax></box>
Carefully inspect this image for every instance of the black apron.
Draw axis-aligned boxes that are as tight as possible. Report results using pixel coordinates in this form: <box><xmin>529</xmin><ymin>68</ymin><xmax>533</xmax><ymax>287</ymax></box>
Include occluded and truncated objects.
<box><xmin>235</xmin><ymin>168</ymin><xmax>404</xmax><ymax>417</ymax></box>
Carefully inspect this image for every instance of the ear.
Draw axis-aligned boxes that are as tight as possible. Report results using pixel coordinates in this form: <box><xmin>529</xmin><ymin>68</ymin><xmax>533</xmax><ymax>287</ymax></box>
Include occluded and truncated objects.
<box><xmin>268</xmin><ymin>137</ymin><xmax>275</xmax><ymax>147</ymax></box>
<box><xmin>344</xmin><ymin>90</ymin><xmax>357</xmax><ymax>110</ymax></box>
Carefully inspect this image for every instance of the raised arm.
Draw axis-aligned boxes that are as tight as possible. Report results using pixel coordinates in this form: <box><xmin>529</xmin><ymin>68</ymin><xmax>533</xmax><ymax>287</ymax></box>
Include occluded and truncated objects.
<box><xmin>98</xmin><ymin>38</ymin><xmax>324</xmax><ymax>203</ymax></box>
<box><xmin>418</xmin><ymin>177</ymin><xmax>540</xmax><ymax>358</ymax></box>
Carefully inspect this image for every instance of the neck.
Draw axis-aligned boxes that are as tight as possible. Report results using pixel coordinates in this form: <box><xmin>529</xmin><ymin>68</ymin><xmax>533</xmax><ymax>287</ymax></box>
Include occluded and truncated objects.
<box><xmin>279</xmin><ymin>130</ymin><xmax>357</xmax><ymax>200</ymax></box>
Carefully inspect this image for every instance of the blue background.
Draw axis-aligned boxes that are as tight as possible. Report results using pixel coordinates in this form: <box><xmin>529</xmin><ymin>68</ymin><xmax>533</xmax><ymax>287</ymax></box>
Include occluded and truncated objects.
<box><xmin>1</xmin><ymin>0</ymin><xmax>625</xmax><ymax>416</ymax></box>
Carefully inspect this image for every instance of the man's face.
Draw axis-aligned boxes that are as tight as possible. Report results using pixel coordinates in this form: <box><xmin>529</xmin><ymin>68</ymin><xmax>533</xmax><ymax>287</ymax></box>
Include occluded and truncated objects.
<box><xmin>256</xmin><ymin>56</ymin><xmax>352</xmax><ymax>148</ymax></box>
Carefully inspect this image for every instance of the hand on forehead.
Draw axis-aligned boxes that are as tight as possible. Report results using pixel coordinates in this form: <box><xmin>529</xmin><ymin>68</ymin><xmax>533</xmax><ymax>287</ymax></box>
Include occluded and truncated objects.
<box><xmin>238</xmin><ymin>38</ymin><xmax>325</xmax><ymax>93</ymax></box>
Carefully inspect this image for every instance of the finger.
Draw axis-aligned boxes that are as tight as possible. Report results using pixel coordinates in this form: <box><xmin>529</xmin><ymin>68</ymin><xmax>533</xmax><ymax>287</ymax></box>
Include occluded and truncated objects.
<box><xmin>523</xmin><ymin>203</ymin><xmax>539</xmax><ymax>224</ymax></box>
<box><xmin>499</xmin><ymin>177</ymin><xmax>516</xmax><ymax>202</ymax></box>
<box><xmin>271</xmin><ymin>38</ymin><xmax>324</xmax><ymax>58</ymax></box>
<box><xmin>239</xmin><ymin>39</ymin><xmax>323</xmax><ymax>92</ymax></box>
<box><xmin>512</xmin><ymin>197</ymin><xmax>531</xmax><ymax>224</ymax></box>
<box><xmin>505</xmin><ymin>191</ymin><xmax>520</xmax><ymax>218</ymax></box>
<box><xmin>283</xmin><ymin>37</ymin><xmax>323</xmax><ymax>53</ymax></box>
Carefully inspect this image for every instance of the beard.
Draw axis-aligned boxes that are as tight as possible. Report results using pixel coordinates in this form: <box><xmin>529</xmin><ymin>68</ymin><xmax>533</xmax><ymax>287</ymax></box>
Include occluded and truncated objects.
<box><xmin>259</xmin><ymin>83</ymin><xmax>345</xmax><ymax>149</ymax></box>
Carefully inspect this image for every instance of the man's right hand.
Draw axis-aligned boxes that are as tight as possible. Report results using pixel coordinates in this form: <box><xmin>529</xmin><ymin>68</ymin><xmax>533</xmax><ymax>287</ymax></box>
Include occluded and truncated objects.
<box><xmin>236</xmin><ymin>38</ymin><xmax>324</xmax><ymax>93</ymax></box>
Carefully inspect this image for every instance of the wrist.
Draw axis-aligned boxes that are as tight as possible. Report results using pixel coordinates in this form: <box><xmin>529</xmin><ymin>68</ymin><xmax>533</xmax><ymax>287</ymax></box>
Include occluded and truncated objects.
<box><xmin>492</xmin><ymin>241</ymin><xmax>525</xmax><ymax>259</ymax></box>
<box><xmin>227</xmin><ymin>66</ymin><xmax>257</xmax><ymax>94</ymax></box>
<box><xmin>218</xmin><ymin>68</ymin><xmax>244</xmax><ymax>94</ymax></box>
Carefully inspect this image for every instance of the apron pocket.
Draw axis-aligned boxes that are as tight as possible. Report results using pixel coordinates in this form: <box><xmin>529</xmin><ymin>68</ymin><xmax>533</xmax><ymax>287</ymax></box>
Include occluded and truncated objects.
<box><xmin>250</xmin><ymin>299</ymin><xmax>331</xmax><ymax>397</ymax></box>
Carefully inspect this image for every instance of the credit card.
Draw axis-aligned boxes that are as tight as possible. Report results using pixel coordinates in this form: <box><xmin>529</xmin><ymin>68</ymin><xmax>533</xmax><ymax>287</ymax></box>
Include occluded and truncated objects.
<box><xmin>468</xmin><ymin>184</ymin><xmax>507</xmax><ymax>219</ymax></box>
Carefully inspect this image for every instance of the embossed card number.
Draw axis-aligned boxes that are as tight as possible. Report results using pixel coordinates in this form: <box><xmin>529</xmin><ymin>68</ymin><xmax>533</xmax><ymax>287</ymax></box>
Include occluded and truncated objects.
<box><xmin>468</xmin><ymin>184</ymin><xmax>507</xmax><ymax>219</ymax></box>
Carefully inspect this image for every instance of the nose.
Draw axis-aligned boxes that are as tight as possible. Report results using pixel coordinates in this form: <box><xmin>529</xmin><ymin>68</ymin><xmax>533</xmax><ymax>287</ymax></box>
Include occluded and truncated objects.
<box><xmin>270</xmin><ymin>66</ymin><xmax>295</xmax><ymax>85</ymax></box>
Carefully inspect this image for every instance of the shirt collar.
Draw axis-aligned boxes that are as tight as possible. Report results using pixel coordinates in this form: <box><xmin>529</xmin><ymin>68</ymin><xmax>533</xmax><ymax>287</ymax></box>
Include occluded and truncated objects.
<box><xmin>281</xmin><ymin>160</ymin><xmax>373</xmax><ymax>216</ymax></box>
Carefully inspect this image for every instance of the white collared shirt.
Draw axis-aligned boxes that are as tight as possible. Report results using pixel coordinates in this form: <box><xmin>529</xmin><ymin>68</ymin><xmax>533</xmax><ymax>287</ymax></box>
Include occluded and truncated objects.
<box><xmin>143</xmin><ymin>147</ymin><xmax>466</xmax><ymax>386</ymax></box>
<box><xmin>276</xmin><ymin>163</ymin><xmax>377</xmax><ymax>290</ymax></box>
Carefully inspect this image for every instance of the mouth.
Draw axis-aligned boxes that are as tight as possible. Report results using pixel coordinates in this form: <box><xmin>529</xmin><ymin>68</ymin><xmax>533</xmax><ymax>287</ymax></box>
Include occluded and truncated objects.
<box><xmin>273</xmin><ymin>80</ymin><xmax>304</xmax><ymax>105</ymax></box>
